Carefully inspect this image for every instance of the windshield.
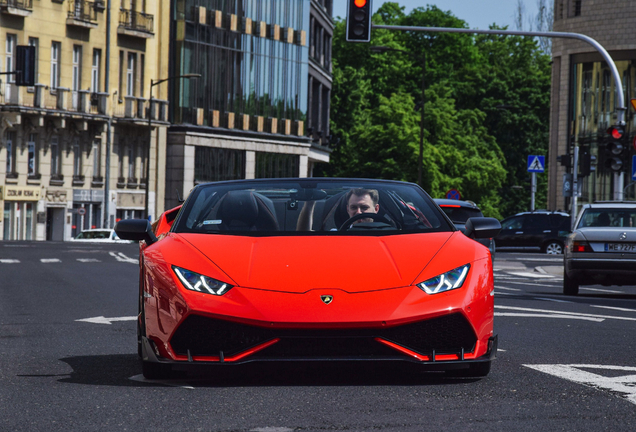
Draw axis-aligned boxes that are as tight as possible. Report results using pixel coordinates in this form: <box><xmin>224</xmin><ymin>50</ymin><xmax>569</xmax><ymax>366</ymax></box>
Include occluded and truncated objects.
<box><xmin>172</xmin><ymin>179</ymin><xmax>451</xmax><ymax>236</ymax></box>
<box><xmin>577</xmin><ymin>208</ymin><xmax>636</xmax><ymax>228</ymax></box>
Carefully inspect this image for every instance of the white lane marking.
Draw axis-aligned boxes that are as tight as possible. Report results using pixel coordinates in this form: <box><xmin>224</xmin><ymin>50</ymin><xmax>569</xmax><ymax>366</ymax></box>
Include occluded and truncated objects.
<box><xmin>515</xmin><ymin>257</ymin><xmax>563</xmax><ymax>262</ymax></box>
<box><xmin>581</xmin><ymin>287</ymin><xmax>624</xmax><ymax>294</ymax></box>
<box><xmin>494</xmin><ymin>291</ymin><xmax>518</xmax><ymax>296</ymax></box>
<box><xmin>591</xmin><ymin>305</ymin><xmax>636</xmax><ymax>313</ymax></box>
<box><xmin>494</xmin><ymin>286</ymin><xmax>522</xmax><ymax>291</ymax></box>
<box><xmin>41</xmin><ymin>258</ymin><xmax>61</xmax><ymax>263</ymax></box>
<box><xmin>109</xmin><ymin>251</ymin><xmax>138</xmax><ymax>264</ymax></box>
<box><xmin>0</xmin><ymin>259</ymin><xmax>19</xmax><ymax>263</ymax></box>
<box><xmin>495</xmin><ymin>313</ymin><xmax>604</xmax><ymax>322</ymax></box>
<box><xmin>77</xmin><ymin>258</ymin><xmax>101</xmax><ymax>263</ymax></box>
<box><xmin>76</xmin><ymin>316</ymin><xmax>136</xmax><ymax>325</ymax></box>
<box><xmin>533</xmin><ymin>297</ymin><xmax>572</xmax><ymax>303</ymax></box>
<box><xmin>497</xmin><ymin>349</ymin><xmax>506</xmax><ymax>352</ymax></box>
<box><xmin>128</xmin><ymin>374</ymin><xmax>195</xmax><ymax>389</ymax></box>
<box><xmin>495</xmin><ymin>305</ymin><xmax>636</xmax><ymax>322</ymax></box>
<box><xmin>251</xmin><ymin>428</ymin><xmax>294</xmax><ymax>432</ymax></box>
<box><xmin>524</xmin><ymin>364</ymin><xmax>636</xmax><ymax>406</ymax></box>
<box><xmin>506</xmin><ymin>271</ymin><xmax>555</xmax><ymax>279</ymax></box>
<box><xmin>494</xmin><ymin>280</ymin><xmax>563</xmax><ymax>288</ymax></box>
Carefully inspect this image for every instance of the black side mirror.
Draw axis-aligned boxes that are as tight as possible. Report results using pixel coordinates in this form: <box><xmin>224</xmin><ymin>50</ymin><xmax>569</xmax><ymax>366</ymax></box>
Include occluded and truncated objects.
<box><xmin>114</xmin><ymin>219</ymin><xmax>158</xmax><ymax>245</ymax></box>
<box><xmin>464</xmin><ymin>217</ymin><xmax>502</xmax><ymax>239</ymax></box>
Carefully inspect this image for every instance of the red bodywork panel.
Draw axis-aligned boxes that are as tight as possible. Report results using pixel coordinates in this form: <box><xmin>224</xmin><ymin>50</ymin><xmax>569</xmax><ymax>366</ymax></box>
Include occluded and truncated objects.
<box><xmin>139</xmin><ymin>230</ymin><xmax>494</xmax><ymax>363</ymax></box>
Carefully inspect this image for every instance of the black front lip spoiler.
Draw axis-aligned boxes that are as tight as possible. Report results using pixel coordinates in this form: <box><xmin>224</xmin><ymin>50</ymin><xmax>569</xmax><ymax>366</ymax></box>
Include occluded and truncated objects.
<box><xmin>141</xmin><ymin>335</ymin><xmax>497</xmax><ymax>371</ymax></box>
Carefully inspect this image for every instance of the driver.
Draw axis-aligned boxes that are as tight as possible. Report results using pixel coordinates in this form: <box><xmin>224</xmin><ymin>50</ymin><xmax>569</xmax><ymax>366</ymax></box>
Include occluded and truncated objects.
<box><xmin>345</xmin><ymin>188</ymin><xmax>379</xmax><ymax>225</ymax></box>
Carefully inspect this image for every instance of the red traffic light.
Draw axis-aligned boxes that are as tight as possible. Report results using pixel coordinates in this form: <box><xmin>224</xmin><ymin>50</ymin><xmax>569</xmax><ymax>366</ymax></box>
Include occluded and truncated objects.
<box><xmin>354</xmin><ymin>0</ymin><xmax>367</xmax><ymax>6</ymax></box>
<box><xmin>607</xmin><ymin>125</ymin><xmax>624</xmax><ymax>140</ymax></box>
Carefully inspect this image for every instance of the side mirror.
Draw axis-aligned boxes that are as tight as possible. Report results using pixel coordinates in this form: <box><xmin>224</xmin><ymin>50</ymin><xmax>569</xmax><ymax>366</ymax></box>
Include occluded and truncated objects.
<box><xmin>114</xmin><ymin>219</ymin><xmax>158</xmax><ymax>245</ymax></box>
<box><xmin>464</xmin><ymin>217</ymin><xmax>501</xmax><ymax>239</ymax></box>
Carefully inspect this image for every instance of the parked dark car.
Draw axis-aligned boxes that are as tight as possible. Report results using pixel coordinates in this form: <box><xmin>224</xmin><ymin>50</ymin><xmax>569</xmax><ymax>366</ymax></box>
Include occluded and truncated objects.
<box><xmin>434</xmin><ymin>199</ymin><xmax>496</xmax><ymax>258</ymax></box>
<box><xmin>495</xmin><ymin>211</ymin><xmax>571</xmax><ymax>254</ymax></box>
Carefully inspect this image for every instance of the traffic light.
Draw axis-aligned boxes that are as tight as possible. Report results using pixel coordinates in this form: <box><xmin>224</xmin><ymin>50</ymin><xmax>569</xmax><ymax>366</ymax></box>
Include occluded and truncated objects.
<box><xmin>604</xmin><ymin>125</ymin><xmax>627</xmax><ymax>172</ymax></box>
<box><xmin>579</xmin><ymin>149</ymin><xmax>596</xmax><ymax>177</ymax></box>
<box><xmin>346</xmin><ymin>0</ymin><xmax>372</xmax><ymax>42</ymax></box>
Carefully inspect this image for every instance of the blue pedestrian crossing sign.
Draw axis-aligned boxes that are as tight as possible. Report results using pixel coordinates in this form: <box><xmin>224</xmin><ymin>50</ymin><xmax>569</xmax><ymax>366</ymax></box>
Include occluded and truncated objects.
<box><xmin>527</xmin><ymin>155</ymin><xmax>545</xmax><ymax>173</ymax></box>
<box><xmin>632</xmin><ymin>155</ymin><xmax>636</xmax><ymax>181</ymax></box>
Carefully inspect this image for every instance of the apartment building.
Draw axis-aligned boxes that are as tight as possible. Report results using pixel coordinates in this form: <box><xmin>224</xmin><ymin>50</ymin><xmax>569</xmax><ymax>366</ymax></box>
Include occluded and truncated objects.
<box><xmin>0</xmin><ymin>0</ymin><xmax>169</xmax><ymax>241</ymax></box>
<box><xmin>549</xmin><ymin>0</ymin><xmax>636</xmax><ymax>210</ymax></box>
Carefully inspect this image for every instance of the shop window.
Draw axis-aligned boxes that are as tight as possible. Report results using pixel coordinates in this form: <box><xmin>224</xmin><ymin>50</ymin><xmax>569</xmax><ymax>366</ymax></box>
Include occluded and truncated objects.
<box><xmin>194</xmin><ymin>147</ymin><xmax>245</xmax><ymax>182</ymax></box>
<box><xmin>255</xmin><ymin>152</ymin><xmax>299</xmax><ymax>178</ymax></box>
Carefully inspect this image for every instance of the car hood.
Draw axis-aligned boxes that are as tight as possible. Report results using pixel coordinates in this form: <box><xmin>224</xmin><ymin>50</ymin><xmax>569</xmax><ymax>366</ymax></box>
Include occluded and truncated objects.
<box><xmin>577</xmin><ymin>227</ymin><xmax>636</xmax><ymax>242</ymax></box>
<box><xmin>174</xmin><ymin>232</ymin><xmax>465</xmax><ymax>293</ymax></box>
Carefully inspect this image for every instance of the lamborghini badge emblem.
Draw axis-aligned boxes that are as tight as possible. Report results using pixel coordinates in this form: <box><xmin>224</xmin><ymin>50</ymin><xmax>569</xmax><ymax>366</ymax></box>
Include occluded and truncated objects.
<box><xmin>321</xmin><ymin>295</ymin><xmax>333</xmax><ymax>305</ymax></box>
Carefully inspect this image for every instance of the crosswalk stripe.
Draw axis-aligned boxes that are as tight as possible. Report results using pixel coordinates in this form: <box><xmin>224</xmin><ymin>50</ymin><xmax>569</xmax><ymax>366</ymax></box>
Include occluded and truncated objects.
<box><xmin>0</xmin><ymin>259</ymin><xmax>20</xmax><ymax>263</ymax></box>
<box><xmin>77</xmin><ymin>258</ymin><xmax>101</xmax><ymax>263</ymax></box>
<box><xmin>41</xmin><ymin>258</ymin><xmax>61</xmax><ymax>263</ymax></box>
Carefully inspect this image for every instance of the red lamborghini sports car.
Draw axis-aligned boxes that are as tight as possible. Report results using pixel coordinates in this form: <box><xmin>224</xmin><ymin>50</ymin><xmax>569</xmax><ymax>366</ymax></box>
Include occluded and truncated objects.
<box><xmin>115</xmin><ymin>178</ymin><xmax>501</xmax><ymax>379</ymax></box>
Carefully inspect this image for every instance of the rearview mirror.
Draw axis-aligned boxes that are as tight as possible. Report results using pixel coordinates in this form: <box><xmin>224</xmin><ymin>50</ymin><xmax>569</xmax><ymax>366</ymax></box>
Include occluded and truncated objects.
<box><xmin>464</xmin><ymin>217</ymin><xmax>501</xmax><ymax>239</ymax></box>
<box><xmin>114</xmin><ymin>219</ymin><xmax>158</xmax><ymax>245</ymax></box>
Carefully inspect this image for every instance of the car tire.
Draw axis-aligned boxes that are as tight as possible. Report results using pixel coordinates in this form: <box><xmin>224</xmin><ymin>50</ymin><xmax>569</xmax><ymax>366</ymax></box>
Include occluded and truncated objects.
<box><xmin>142</xmin><ymin>361</ymin><xmax>172</xmax><ymax>380</ymax></box>
<box><xmin>445</xmin><ymin>361</ymin><xmax>491</xmax><ymax>377</ymax></box>
<box><xmin>563</xmin><ymin>271</ymin><xmax>579</xmax><ymax>296</ymax></box>
<box><xmin>543</xmin><ymin>241</ymin><xmax>563</xmax><ymax>254</ymax></box>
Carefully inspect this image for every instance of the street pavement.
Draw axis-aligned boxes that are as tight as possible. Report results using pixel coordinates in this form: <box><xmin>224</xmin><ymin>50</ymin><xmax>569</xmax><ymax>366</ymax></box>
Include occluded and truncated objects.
<box><xmin>1</xmin><ymin>243</ymin><xmax>636</xmax><ymax>431</ymax></box>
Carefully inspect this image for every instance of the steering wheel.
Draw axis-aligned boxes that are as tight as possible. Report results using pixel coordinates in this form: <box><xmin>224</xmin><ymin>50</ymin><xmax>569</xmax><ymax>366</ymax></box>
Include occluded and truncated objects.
<box><xmin>339</xmin><ymin>213</ymin><xmax>389</xmax><ymax>231</ymax></box>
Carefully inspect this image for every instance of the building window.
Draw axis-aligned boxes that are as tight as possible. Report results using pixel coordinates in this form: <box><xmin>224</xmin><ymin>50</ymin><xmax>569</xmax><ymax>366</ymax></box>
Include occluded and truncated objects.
<box><xmin>127</xmin><ymin>146</ymin><xmax>135</xmax><ymax>179</ymax></box>
<box><xmin>194</xmin><ymin>147</ymin><xmax>245</xmax><ymax>182</ymax></box>
<box><xmin>255</xmin><ymin>152</ymin><xmax>300</xmax><ymax>178</ymax></box>
<box><xmin>92</xmin><ymin>140</ymin><xmax>101</xmax><ymax>178</ymax></box>
<box><xmin>126</xmin><ymin>53</ymin><xmax>136</xmax><ymax>97</ymax></box>
<box><xmin>27</xmin><ymin>133</ymin><xmax>38</xmax><ymax>176</ymax></box>
<box><xmin>28</xmin><ymin>38</ymin><xmax>39</xmax><ymax>85</ymax></box>
<box><xmin>72</xmin><ymin>46</ymin><xmax>82</xmax><ymax>109</ymax></box>
<box><xmin>5</xmin><ymin>131</ymin><xmax>16</xmax><ymax>174</ymax></box>
<box><xmin>91</xmin><ymin>49</ymin><xmax>101</xmax><ymax>93</ymax></box>
<box><xmin>574</xmin><ymin>0</ymin><xmax>582</xmax><ymax>17</ymax></box>
<box><xmin>50</xmin><ymin>136</ymin><xmax>60</xmax><ymax>176</ymax></box>
<box><xmin>51</xmin><ymin>42</ymin><xmax>61</xmax><ymax>89</ymax></box>
<box><xmin>73</xmin><ymin>138</ymin><xmax>82</xmax><ymax>176</ymax></box>
<box><xmin>6</xmin><ymin>34</ymin><xmax>16</xmax><ymax>83</ymax></box>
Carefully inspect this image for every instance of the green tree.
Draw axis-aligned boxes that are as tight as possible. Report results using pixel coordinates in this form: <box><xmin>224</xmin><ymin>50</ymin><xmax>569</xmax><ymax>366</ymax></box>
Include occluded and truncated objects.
<box><xmin>325</xmin><ymin>2</ymin><xmax>550</xmax><ymax>218</ymax></box>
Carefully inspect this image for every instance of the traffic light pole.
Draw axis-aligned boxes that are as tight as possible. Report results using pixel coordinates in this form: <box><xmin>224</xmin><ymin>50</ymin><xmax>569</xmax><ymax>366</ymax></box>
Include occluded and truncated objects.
<box><xmin>372</xmin><ymin>24</ymin><xmax>628</xmax><ymax>221</ymax></box>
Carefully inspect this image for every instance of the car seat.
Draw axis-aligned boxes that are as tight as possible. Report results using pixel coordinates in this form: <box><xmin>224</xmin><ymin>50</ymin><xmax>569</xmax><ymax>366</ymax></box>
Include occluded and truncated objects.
<box><xmin>216</xmin><ymin>190</ymin><xmax>279</xmax><ymax>231</ymax></box>
<box><xmin>595</xmin><ymin>212</ymin><xmax>610</xmax><ymax>227</ymax></box>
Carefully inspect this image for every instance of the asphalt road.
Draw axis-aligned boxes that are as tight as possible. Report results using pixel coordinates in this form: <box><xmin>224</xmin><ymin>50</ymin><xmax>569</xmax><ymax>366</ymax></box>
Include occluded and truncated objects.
<box><xmin>1</xmin><ymin>242</ymin><xmax>636</xmax><ymax>431</ymax></box>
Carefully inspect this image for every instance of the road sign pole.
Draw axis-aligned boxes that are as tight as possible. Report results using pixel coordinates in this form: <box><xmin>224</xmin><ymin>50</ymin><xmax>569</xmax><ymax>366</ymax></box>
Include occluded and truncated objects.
<box><xmin>571</xmin><ymin>146</ymin><xmax>579</xmax><ymax>230</ymax></box>
<box><xmin>531</xmin><ymin>172</ymin><xmax>536</xmax><ymax>211</ymax></box>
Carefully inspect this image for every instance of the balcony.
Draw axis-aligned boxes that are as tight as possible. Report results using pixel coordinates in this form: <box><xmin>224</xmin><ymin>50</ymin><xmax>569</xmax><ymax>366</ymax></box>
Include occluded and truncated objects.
<box><xmin>67</xmin><ymin>0</ymin><xmax>98</xmax><ymax>29</ymax></box>
<box><xmin>0</xmin><ymin>0</ymin><xmax>32</xmax><ymax>17</ymax></box>
<box><xmin>118</xmin><ymin>9</ymin><xmax>154</xmax><ymax>38</ymax></box>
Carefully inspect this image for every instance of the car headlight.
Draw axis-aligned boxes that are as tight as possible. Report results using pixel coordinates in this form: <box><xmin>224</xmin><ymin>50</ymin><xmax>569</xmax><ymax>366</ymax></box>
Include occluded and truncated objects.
<box><xmin>417</xmin><ymin>264</ymin><xmax>470</xmax><ymax>295</ymax></box>
<box><xmin>173</xmin><ymin>266</ymin><xmax>233</xmax><ymax>296</ymax></box>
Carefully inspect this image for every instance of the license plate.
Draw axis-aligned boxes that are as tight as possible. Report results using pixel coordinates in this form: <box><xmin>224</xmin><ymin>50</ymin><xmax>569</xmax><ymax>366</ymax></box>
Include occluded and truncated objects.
<box><xmin>605</xmin><ymin>243</ymin><xmax>636</xmax><ymax>252</ymax></box>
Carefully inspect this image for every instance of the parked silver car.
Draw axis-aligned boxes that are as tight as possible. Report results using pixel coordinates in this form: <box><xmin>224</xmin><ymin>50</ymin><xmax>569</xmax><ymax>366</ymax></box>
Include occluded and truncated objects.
<box><xmin>563</xmin><ymin>202</ymin><xmax>636</xmax><ymax>295</ymax></box>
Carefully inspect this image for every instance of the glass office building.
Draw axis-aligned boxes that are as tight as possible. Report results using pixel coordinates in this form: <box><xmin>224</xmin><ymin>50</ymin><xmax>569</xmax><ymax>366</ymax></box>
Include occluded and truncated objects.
<box><xmin>166</xmin><ymin>0</ymin><xmax>332</xmax><ymax>208</ymax></box>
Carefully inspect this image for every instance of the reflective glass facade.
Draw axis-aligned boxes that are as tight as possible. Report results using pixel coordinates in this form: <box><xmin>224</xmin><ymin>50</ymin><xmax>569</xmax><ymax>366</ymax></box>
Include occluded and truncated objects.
<box><xmin>571</xmin><ymin>60</ymin><xmax>636</xmax><ymax>202</ymax></box>
<box><xmin>172</xmin><ymin>0</ymin><xmax>310</xmax><ymax>131</ymax></box>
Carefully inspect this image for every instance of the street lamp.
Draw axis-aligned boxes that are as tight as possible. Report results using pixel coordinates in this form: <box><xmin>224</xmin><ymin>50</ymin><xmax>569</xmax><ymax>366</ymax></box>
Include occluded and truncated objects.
<box><xmin>144</xmin><ymin>73</ymin><xmax>200</xmax><ymax>220</ymax></box>
<box><xmin>370</xmin><ymin>45</ymin><xmax>426</xmax><ymax>186</ymax></box>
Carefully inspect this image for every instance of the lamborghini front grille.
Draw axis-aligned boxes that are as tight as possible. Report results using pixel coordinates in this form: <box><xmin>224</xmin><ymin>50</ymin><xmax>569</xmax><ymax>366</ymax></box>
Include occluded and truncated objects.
<box><xmin>170</xmin><ymin>313</ymin><xmax>477</xmax><ymax>360</ymax></box>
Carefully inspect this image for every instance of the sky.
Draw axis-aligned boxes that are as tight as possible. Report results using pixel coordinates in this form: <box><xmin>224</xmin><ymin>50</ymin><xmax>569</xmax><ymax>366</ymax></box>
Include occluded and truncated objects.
<box><xmin>333</xmin><ymin>0</ymin><xmax>541</xmax><ymax>31</ymax></box>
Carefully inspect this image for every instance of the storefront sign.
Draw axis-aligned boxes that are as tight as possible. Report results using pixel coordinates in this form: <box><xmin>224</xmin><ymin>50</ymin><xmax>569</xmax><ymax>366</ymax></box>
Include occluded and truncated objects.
<box><xmin>73</xmin><ymin>189</ymin><xmax>105</xmax><ymax>203</ymax></box>
<box><xmin>2</xmin><ymin>185</ymin><xmax>41</xmax><ymax>201</ymax></box>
